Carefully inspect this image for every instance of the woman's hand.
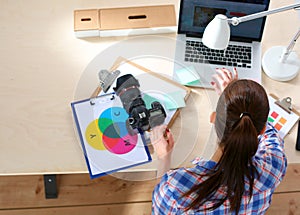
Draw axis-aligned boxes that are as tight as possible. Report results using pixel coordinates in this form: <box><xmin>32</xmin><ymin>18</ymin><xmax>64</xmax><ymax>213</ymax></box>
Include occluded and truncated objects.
<box><xmin>211</xmin><ymin>67</ymin><xmax>238</xmax><ymax>95</ymax></box>
<box><xmin>150</xmin><ymin>124</ymin><xmax>174</xmax><ymax>160</ymax></box>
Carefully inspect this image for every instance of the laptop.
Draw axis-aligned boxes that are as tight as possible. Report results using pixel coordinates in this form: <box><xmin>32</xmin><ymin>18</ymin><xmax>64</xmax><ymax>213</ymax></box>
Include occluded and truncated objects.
<box><xmin>174</xmin><ymin>0</ymin><xmax>270</xmax><ymax>88</ymax></box>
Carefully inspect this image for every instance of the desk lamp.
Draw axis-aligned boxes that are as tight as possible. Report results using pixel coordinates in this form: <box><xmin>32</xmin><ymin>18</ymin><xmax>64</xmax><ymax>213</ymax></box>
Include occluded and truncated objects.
<box><xmin>202</xmin><ymin>3</ymin><xmax>300</xmax><ymax>81</ymax></box>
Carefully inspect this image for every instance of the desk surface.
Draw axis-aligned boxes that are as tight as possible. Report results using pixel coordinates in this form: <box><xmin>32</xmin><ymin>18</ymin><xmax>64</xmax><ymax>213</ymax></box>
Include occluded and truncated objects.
<box><xmin>0</xmin><ymin>0</ymin><xmax>299</xmax><ymax>176</ymax></box>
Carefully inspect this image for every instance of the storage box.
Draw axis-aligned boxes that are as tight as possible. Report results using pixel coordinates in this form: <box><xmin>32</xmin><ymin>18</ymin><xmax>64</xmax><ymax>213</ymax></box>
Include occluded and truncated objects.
<box><xmin>74</xmin><ymin>5</ymin><xmax>177</xmax><ymax>38</ymax></box>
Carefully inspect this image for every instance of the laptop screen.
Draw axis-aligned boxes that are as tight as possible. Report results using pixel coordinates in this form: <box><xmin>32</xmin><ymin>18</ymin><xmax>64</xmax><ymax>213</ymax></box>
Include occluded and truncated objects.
<box><xmin>178</xmin><ymin>0</ymin><xmax>270</xmax><ymax>42</ymax></box>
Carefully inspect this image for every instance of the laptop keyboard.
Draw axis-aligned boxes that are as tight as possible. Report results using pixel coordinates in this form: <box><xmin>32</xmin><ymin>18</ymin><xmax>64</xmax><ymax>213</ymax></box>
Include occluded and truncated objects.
<box><xmin>185</xmin><ymin>40</ymin><xmax>252</xmax><ymax>68</ymax></box>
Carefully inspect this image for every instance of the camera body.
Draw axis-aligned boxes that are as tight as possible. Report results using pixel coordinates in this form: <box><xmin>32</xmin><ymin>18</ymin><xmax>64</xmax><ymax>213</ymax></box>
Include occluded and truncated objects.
<box><xmin>113</xmin><ymin>74</ymin><xmax>166</xmax><ymax>131</ymax></box>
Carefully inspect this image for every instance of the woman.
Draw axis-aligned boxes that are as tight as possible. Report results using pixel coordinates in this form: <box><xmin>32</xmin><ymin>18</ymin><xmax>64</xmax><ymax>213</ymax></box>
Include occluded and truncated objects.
<box><xmin>150</xmin><ymin>68</ymin><xmax>287</xmax><ymax>214</ymax></box>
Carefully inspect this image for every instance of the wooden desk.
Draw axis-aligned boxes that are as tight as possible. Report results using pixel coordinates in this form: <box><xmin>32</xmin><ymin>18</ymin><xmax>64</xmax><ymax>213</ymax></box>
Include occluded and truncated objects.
<box><xmin>0</xmin><ymin>0</ymin><xmax>299</xmax><ymax>179</ymax></box>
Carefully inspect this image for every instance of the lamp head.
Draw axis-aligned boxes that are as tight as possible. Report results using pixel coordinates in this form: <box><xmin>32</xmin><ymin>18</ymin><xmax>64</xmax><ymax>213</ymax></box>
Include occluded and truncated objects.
<box><xmin>202</xmin><ymin>14</ymin><xmax>231</xmax><ymax>50</ymax></box>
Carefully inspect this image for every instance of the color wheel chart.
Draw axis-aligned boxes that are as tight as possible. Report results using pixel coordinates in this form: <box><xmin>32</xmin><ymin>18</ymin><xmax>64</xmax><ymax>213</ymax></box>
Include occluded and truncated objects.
<box><xmin>71</xmin><ymin>93</ymin><xmax>151</xmax><ymax>179</ymax></box>
<box><xmin>85</xmin><ymin>107</ymin><xmax>137</xmax><ymax>155</ymax></box>
<box><xmin>267</xmin><ymin>95</ymin><xmax>299</xmax><ymax>139</ymax></box>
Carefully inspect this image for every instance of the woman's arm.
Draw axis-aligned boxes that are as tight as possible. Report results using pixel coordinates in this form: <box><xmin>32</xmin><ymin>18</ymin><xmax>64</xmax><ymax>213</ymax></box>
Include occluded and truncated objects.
<box><xmin>150</xmin><ymin>125</ymin><xmax>174</xmax><ymax>177</ymax></box>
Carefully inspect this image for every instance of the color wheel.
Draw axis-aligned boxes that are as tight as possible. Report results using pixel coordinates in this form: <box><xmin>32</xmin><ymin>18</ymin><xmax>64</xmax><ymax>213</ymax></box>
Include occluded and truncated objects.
<box><xmin>85</xmin><ymin>107</ymin><xmax>138</xmax><ymax>154</ymax></box>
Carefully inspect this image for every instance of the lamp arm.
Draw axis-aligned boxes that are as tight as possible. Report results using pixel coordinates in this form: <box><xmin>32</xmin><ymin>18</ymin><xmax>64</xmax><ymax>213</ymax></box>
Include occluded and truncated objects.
<box><xmin>280</xmin><ymin>28</ymin><xmax>300</xmax><ymax>63</ymax></box>
<box><xmin>229</xmin><ymin>3</ymin><xmax>300</xmax><ymax>26</ymax></box>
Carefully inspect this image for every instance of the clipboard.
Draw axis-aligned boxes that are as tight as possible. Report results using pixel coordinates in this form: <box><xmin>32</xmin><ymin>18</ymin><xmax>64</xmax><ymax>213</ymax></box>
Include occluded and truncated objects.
<box><xmin>71</xmin><ymin>92</ymin><xmax>152</xmax><ymax>179</ymax></box>
<box><xmin>71</xmin><ymin>58</ymin><xmax>191</xmax><ymax>178</ymax></box>
<box><xmin>268</xmin><ymin>94</ymin><xmax>300</xmax><ymax>139</ymax></box>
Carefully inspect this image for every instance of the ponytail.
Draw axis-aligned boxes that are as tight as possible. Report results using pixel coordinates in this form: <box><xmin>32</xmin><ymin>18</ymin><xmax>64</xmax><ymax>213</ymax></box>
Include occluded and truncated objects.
<box><xmin>219</xmin><ymin>114</ymin><xmax>258</xmax><ymax>213</ymax></box>
<box><xmin>183</xmin><ymin>115</ymin><xmax>258</xmax><ymax>213</ymax></box>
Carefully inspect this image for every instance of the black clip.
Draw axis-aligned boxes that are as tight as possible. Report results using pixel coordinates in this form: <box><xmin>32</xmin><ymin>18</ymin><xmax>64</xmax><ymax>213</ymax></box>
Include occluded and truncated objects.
<box><xmin>90</xmin><ymin>93</ymin><xmax>115</xmax><ymax>105</ymax></box>
<box><xmin>90</xmin><ymin>97</ymin><xmax>96</xmax><ymax>105</ymax></box>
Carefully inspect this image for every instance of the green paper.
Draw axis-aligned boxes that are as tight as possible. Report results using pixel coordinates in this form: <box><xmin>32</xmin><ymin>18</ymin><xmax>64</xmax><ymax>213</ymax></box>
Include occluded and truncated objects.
<box><xmin>175</xmin><ymin>66</ymin><xmax>200</xmax><ymax>85</ymax></box>
<box><xmin>143</xmin><ymin>93</ymin><xmax>160</xmax><ymax>109</ymax></box>
<box><xmin>163</xmin><ymin>91</ymin><xmax>186</xmax><ymax>110</ymax></box>
<box><xmin>186</xmin><ymin>79</ymin><xmax>201</xmax><ymax>86</ymax></box>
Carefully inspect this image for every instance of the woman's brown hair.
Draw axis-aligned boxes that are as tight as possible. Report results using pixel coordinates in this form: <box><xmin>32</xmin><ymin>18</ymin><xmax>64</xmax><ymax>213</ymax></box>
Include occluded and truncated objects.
<box><xmin>183</xmin><ymin>79</ymin><xmax>269</xmax><ymax>213</ymax></box>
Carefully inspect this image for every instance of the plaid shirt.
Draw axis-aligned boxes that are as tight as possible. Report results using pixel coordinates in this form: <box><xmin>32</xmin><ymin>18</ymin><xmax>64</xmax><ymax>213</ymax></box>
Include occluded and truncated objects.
<box><xmin>152</xmin><ymin>123</ymin><xmax>287</xmax><ymax>215</ymax></box>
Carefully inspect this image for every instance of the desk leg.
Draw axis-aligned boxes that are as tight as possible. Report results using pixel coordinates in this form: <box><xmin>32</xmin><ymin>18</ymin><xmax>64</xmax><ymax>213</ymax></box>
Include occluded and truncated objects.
<box><xmin>43</xmin><ymin>174</ymin><xmax>58</xmax><ymax>199</ymax></box>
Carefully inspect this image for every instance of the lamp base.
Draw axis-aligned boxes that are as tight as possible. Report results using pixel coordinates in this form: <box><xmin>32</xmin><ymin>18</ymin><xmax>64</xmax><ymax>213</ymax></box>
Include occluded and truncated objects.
<box><xmin>262</xmin><ymin>46</ymin><xmax>300</xmax><ymax>81</ymax></box>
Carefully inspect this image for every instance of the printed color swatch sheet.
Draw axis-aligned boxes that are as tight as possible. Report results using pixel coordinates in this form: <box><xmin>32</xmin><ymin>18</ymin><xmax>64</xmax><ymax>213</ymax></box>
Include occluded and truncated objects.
<box><xmin>267</xmin><ymin>95</ymin><xmax>299</xmax><ymax>139</ymax></box>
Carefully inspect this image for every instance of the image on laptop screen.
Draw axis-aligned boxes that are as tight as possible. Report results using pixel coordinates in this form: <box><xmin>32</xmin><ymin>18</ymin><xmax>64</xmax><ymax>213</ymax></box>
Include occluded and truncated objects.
<box><xmin>178</xmin><ymin>0</ymin><xmax>270</xmax><ymax>41</ymax></box>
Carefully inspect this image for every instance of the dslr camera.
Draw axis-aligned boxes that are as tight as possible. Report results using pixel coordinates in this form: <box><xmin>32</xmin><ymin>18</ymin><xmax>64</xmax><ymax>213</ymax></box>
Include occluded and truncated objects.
<box><xmin>113</xmin><ymin>74</ymin><xmax>166</xmax><ymax>131</ymax></box>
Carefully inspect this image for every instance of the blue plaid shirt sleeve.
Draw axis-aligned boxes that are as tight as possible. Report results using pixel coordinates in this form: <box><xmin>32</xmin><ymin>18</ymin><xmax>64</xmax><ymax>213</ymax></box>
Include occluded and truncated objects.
<box><xmin>254</xmin><ymin>122</ymin><xmax>287</xmax><ymax>190</ymax></box>
<box><xmin>152</xmin><ymin>172</ymin><xmax>176</xmax><ymax>215</ymax></box>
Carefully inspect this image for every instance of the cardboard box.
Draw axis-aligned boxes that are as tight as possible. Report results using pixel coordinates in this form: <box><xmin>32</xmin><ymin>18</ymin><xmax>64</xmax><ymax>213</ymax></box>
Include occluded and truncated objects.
<box><xmin>74</xmin><ymin>5</ymin><xmax>177</xmax><ymax>38</ymax></box>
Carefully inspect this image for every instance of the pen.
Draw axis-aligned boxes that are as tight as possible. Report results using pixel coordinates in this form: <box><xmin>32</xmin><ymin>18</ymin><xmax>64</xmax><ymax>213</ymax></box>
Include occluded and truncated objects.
<box><xmin>163</xmin><ymin>128</ymin><xmax>170</xmax><ymax>142</ymax></box>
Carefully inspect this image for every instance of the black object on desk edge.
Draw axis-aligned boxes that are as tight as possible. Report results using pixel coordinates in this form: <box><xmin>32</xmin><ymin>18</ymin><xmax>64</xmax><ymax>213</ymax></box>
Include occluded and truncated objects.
<box><xmin>295</xmin><ymin>120</ymin><xmax>300</xmax><ymax>151</ymax></box>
